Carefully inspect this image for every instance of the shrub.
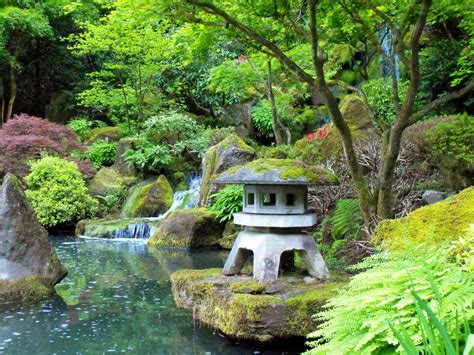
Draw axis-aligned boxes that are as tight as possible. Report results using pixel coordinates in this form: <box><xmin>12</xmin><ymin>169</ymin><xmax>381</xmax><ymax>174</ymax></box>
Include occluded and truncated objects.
<box><xmin>67</xmin><ymin>118</ymin><xmax>106</xmax><ymax>141</ymax></box>
<box><xmin>306</xmin><ymin>246</ymin><xmax>474</xmax><ymax>354</ymax></box>
<box><xmin>84</xmin><ymin>140</ymin><xmax>118</xmax><ymax>169</ymax></box>
<box><xmin>124</xmin><ymin>111</ymin><xmax>208</xmax><ymax>173</ymax></box>
<box><xmin>96</xmin><ymin>186</ymin><xmax>127</xmax><ymax>215</ymax></box>
<box><xmin>25</xmin><ymin>156</ymin><xmax>98</xmax><ymax>227</ymax></box>
<box><xmin>425</xmin><ymin>114</ymin><xmax>474</xmax><ymax>189</ymax></box>
<box><xmin>251</xmin><ymin>101</ymin><xmax>274</xmax><ymax>138</ymax></box>
<box><xmin>208</xmin><ymin>185</ymin><xmax>243</xmax><ymax>222</ymax></box>
<box><xmin>0</xmin><ymin>114</ymin><xmax>95</xmax><ymax>178</ymax></box>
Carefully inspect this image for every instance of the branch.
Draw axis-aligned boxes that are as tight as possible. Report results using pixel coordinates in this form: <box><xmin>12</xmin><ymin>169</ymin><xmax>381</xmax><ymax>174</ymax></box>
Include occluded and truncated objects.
<box><xmin>408</xmin><ymin>82</ymin><xmax>474</xmax><ymax>125</ymax></box>
<box><xmin>185</xmin><ymin>0</ymin><xmax>315</xmax><ymax>86</ymax></box>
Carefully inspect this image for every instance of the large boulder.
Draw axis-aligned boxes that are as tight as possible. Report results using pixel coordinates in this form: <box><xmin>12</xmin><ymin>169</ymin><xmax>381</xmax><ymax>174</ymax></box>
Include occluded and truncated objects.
<box><xmin>113</xmin><ymin>138</ymin><xmax>138</xmax><ymax>179</ymax></box>
<box><xmin>0</xmin><ymin>174</ymin><xmax>67</xmax><ymax>304</ymax></box>
<box><xmin>148</xmin><ymin>208</ymin><xmax>225</xmax><ymax>247</ymax></box>
<box><xmin>84</xmin><ymin>126</ymin><xmax>123</xmax><ymax>144</ymax></box>
<box><xmin>339</xmin><ymin>94</ymin><xmax>372</xmax><ymax>131</ymax></box>
<box><xmin>199</xmin><ymin>135</ymin><xmax>256</xmax><ymax>206</ymax></box>
<box><xmin>219</xmin><ymin>99</ymin><xmax>256</xmax><ymax>139</ymax></box>
<box><xmin>374</xmin><ymin>186</ymin><xmax>474</xmax><ymax>251</ymax></box>
<box><xmin>88</xmin><ymin>167</ymin><xmax>125</xmax><ymax>198</ymax></box>
<box><xmin>121</xmin><ymin>175</ymin><xmax>173</xmax><ymax>218</ymax></box>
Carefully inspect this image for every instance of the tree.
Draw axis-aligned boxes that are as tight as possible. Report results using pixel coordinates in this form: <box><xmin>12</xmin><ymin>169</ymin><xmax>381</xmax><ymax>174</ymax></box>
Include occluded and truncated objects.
<box><xmin>0</xmin><ymin>4</ymin><xmax>53</xmax><ymax>125</ymax></box>
<box><xmin>159</xmin><ymin>0</ymin><xmax>473</xmax><ymax>224</ymax></box>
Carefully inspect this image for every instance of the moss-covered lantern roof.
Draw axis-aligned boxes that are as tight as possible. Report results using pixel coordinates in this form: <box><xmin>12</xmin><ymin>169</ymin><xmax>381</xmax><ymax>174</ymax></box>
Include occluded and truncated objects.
<box><xmin>212</xmin><ymin>159</ymin><xmax>339</xmax><ymax>186</ymax></box>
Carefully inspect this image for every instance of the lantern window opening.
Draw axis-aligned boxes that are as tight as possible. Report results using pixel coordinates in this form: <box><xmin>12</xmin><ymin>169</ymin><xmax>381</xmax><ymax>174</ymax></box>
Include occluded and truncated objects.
<box><xmin>262</xmin><ymin>193</ymin><xmax>276</xmax><ymax>206</ymax></box>
<box><xmin>286</xmin><ymin>193</ymin><xmax>296</xmax><ymax>206</ymax></box>
<box><xmin>246</xmin><ymin>192</ymin><xmax>255</xmax><ymax>206</ymax></box>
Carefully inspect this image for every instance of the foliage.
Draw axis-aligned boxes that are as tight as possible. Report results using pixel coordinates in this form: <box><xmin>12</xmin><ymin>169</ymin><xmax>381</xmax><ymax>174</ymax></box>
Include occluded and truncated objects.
<box><xmin>0</xmin><ymin>114</ymin><xmax>94</xmax><ymax>178</ymax></box>
<box><xmin>448</xmin><ymin>225</ymin><xmax>474</xmax><ymax>273</ymax></box>
<box><xmin>390</xmin><ymin>289</ymin><xmax>471</xmax><ymax>355</ymax></box>
<box><xmin>208</xmin><ymin>185</ymin><xmax>243</xmax><ymax>222</ymax></box>
<box><xmin>67</xmin><ymin>118</ymin><xmax>106</xmax><ymax>141</ymax></box>
<box><xmin>84</xmin><ymin>140</ymin><xmax>118</xmax><ymax>169</ymax></box>
<box><xmin>425</xmin><ymin>114</ymin><xmax>474</xmax><ymax>189</ymax></box>
<box><xmin>25</xmin><ymin>156</ymin><xmax>98</xmax><ymax>227</ymax></box>
<box><xmin>306</xmin><ymin>247</ymin><xmax>474</xmax><ymax>354</ymax></box>
<box><xmin>96</xmin><ymin>187</ymin><xmax>127</xmax><ymax>215</ymax></box>
<box><xmin>251</xmin><ymin>101</ymin><xmax>274</xmax><ymax>138</ymax></box>
<box><xmin>124</xmin><ymin>111</ymin><xmax>208</xmax><ymax>173</ymax></box>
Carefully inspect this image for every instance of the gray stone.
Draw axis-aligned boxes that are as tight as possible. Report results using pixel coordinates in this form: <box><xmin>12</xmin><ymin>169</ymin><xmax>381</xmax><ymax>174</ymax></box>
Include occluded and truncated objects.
<box><xmin>223</xmin><ymin>231</ymin><xmax>330</xmax><ymax>283</ymax></box>
<box><xmin>113</xmin><ymin>138</ymin><xmax>138</xmax><ymax>178</ymax></box>
<box><xmin>233</xmin><ymin>212</ymin><xmax>317</xmax><ymax>228</ymax></box>
<box><xmin>219</xmin><ymin>99</ymin><xmax>256</xmax><ymax>139</ymax></box>
<box><xmin>0</xmin><ymin>174</ymin><xmax>67</xmax><ymax>303</ymax></box>
<box><xmin>88</xmin><ymin>167</ymin><xmax>124</xmax><ymax>198</ymax></box>
<box><xmin>422</xmin><ymin>190</ymin><xmax>447</xmax><ymax>205</ymax></box>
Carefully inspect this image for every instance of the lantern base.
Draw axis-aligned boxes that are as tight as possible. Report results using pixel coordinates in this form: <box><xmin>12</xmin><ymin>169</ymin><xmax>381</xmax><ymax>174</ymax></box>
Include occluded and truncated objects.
<box><xmin>222</xmin><ymin>231</ymin><xmax>330</xmax><ymax>283</ymax></box>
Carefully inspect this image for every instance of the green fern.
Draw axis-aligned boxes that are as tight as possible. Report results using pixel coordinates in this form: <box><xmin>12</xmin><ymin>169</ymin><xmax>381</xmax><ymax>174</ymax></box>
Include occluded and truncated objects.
<box><xmin>331</xmin><ymin>198</ymin><xmax>363</xmax><ymax>240</ymax></box>
<box><xmin>208</xmin><ymin>185</ymin><xmax>243</xmax><ymax>222</ymax></box>
<box><xmin>306</xmin><ymin>246</ymin><xmax>474</xmax><ymax>354</ymax></box>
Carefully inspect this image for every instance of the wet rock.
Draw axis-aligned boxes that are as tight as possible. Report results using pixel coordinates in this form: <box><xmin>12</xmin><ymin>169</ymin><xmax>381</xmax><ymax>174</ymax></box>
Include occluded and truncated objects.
<box><xmin>171</xmin><ymin>269</ymin><xmax>348</xmax><ymax>342</ymax></box>
<box><xmin>121</xmin><ymin>176</ymin><xmax>173</xmax><ymax>218</ymax></box>
<box><xmin>218</xmin><ymin>221</ymin><xmax>240</xmax><ymax>250</ymax></box>
<box><xmin>148</xmin><ymin>208</ymin><xmax>225</xmax><ymax>247</ymax></box>
<box><xmin>421</xmin><ymin>190</ymin><xmax>447</xmax><ymax>205</ymax></box>
<box><xmin>75</xmin><ymin>217</ymin><xmax>161</xmax><ymax>239</ymax></box>
<box><xmin>0</xmin><ymin>174</ymin><xmax>67</xmax><ymax>304</ymax></box>
<box><xmin>199</xmin><ymin>135</ymin><xmax>256</xmax><ymax>206</ymax></box>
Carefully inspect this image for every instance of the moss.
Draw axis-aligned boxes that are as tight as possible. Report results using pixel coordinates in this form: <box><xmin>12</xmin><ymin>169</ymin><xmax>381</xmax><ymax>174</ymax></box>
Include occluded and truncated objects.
<box><xmin>339</xmin><ymin>94</ymin><xmax>372</xmax><ymax>131</ymax></box>
<box><xmin>121</xmin><ymin>175</ymin><xmax>173</xmax><ymax>218</ymax></box>
<box><xmin>373</xmin><ymin>187</ymin><xmax>474</xmax><ymax>251</ymax></box>
<box><xmin>88</xmin><ymin>167</ymin><xmax>124</xmax><ymax>197</ymax></box>
<box><xmin>84</xmin><ymin>126</ymin><xmax>123</xmax><ymax>144</ymax></box>
<box><xmin>0</xmin><ymin>276</ymin><xmax>53</xmax><ymax>305</ymax></box>
<box><xmin>219</xmin><ymin>135</ymin><xmax>253</xmax><ymax>152</ymax></box>
<box><xmin>75</xmin><ymin>217</ymin><xmax>161</xmax><ymax>237</ymax></box>
<box><xmin>199</xmin><ymin>146</ymin><xmax>218</xmax><ymax>206</ymax></box>
<box><xmin>225</xmin><ymin>158</ymin><xmax>339</xmax><ymax>185</ymax></box>
<box><xmin>230</xmin><ymin>280</ymin><xmax>267</xmax><ymax>294</ymax></box>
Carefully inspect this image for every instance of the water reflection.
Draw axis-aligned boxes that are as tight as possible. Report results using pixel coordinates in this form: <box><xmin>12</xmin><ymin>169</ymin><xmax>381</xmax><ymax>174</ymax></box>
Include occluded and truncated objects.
<box><xmin>0</xmin><ymin>237</ymin><xmax>305</xmax><ymax>354</ymax></box>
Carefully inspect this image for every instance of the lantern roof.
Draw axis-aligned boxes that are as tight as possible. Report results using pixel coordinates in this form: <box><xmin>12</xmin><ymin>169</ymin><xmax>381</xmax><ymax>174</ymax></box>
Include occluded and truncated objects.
<box><xmin>212</xmin><ymin>159</ymin><xmax>339</xmax><ymax>186</ymax></box>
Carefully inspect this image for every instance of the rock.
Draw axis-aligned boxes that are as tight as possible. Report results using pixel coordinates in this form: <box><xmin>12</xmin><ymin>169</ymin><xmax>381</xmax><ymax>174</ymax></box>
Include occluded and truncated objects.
<box><xmin>0</xmin><ymin>174</ymin><xmax>67</xmax><ymax>304</ymax></box>
<box><xmin>84</xmin><ymin>126</ymin><xmax>123</xmax><ymax>144</ymax></box>
<box><xmin>171</xmin><ymin>269</ymin><xmax>348</xmax><ymax>342</ymax></box>
<box><xmin>88</xmin><ymin>167</ymin><xmax>125</xmax><ymax>198</ymax></box>
<box><xmin>421</xmin><ymin>190</ymin><xmax>447</xmax><ymax>205</ymax></box>
<box><xmin>339</xmin><ymin>94</ymin><xmax>372</xmax><ymax>131</ymax></box>
<box><xmin>148</xmin><ymin>208</ymin><xmax>225</xmax><ymax>247</ymax></box>
<box><xmin>121</xmin><ymin>176</ymin><xmax>173</xmax><ymax>218</ymax></box>
<box><xmin>219</xmin><ymin>99</ymin><xmax>256</xmax><ymax>139</ymax></box>
<box><xmin>374</xmin><ymin>187</ymin><xmax>474</xmax><ymax>251</ymax></box>
<box><xmin>113</xmin><ymin>138</ymin><xmax>138</xmax><ymax>178</ymax></box>
<box><xmin>218</xmin><ymin>221</ymin><xmax>240</xmax><ymax>250</ymax></box>
<box><xmin>75</xmin><ymin>217</ymin><xmax>161</xmax><ymax>239</ymax></box>
<box><xmin>199</xmin><ymin>135</ymin><xmax>256</xmax><ymax>206</ymax></box>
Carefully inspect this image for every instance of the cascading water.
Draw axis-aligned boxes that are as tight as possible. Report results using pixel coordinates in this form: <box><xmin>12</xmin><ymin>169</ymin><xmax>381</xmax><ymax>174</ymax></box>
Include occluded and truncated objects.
<box><xmin>380</xmin><ymin>24</ymin><xmax>400</xmax><ymax>80</ymax></box>
<box><xmin>81</xmin><ymin>174</ymin><xmax>203</xmax><ymax>240</ymax></box>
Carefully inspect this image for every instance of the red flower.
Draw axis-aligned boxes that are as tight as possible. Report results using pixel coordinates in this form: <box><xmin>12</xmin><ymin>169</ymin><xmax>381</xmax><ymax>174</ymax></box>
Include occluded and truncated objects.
<box><xmin>306</xmin><ymin>132</ymin><xmax>316</xmax><ymax>140</ymax></box>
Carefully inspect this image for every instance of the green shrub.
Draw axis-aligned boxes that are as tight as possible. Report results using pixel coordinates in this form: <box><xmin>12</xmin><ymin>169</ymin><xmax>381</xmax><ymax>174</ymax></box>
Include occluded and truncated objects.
<box><xmin>97</xmin><ymin>186</ymin><xmax>127</xmax><ymax>215</ymax></box>
<box><xmin>306</xmin><ymin>246</ymin><xmax>474</xmax><ymax>354</ymax></box>
<box><xmin>251</xmin><ymin>101</ymin><xmax>274</xmax><ymax>138</ymax></box>
<box><xmin>67</xmin><ymin>118</ymin><xmax>106</xmax><ymax>141</ymax></box>
<box><xmin>208</xmin><ymin>185</ymin><xmax>243</xmax><ymax>222</ymax></box>
<box><xmin>84</xmin><ymin>140</ymin><xmax>118</xmax><ymax>169</ymax></box>
<box><xmin>425</xmin><ymin>114</ymin><xmax>474</xmax><ymax>189</ymax></box>
<box><xmin>25</xmin><ymin>156</ymin><xmax>98</xmax><ymax>227</ymax></box>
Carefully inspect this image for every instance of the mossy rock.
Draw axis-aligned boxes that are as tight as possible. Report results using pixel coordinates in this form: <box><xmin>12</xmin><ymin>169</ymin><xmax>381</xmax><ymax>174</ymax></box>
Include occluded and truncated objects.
<box><xmin>0</xmin><ymin>276</ymin><xmax>54</xmax><ymax>305</ymax></box>
<box><xmin>213</xmin><ymin>158</ymin><xmax>339</xmax><ymax>186</ymax></box>
<box><xmin>148</xmin><ymin>208</ymin><xmax>225</xmax><ymax>247</ymax></box>
<box><xmin>75</xmin><ymin>217</ymin><xmax>161</xmax><ymax>238</ymax></box>
<box><xmin>373</xmin><ymin>187</ymin><xmax>474</xmax><ymax>251</ymax></box>
<box><xmin>339</xmin><ymin>94</ymin><xmax>372</xmax><ymax>131</ymax></box>
<box><xmin>113</xmin><ymin>138</ymin><xmax>139</xmax><ymax>178</ymax></box>
<box><xmin>171</xmin><ymin>269</ymin><xmax>348</xmax><ymax>342</ymax></box>
<box><xmin>218</xmin><ymin>221</ymin><xmax>240</xmax><ymax>250</ymax></box>
<box><xmin>199</xmin><ymin>135</ymin><xmax>256</xmax><ymax>206</ymax></box>
<box><xmin>264</xmin><ymin>146</ymin><xmax>288</xmax><ymax>159</ymax></box>
<box><xmin>121</xmin><ymin>176</ymin><xmax>173</xmax><ymax>218</ymax></box>
<box><xmin>88</xmin><ymin>167</ymin><xmax>125</xmax><ymax>198</ymax></box>
<box><xmin>85</xmin><ymin>126</ymin><xmax>123</xmax><ymax>144</ymax></box>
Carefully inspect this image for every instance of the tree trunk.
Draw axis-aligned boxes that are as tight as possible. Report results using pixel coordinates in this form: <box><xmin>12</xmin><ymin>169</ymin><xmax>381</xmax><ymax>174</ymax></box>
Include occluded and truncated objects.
<box><xmin>0</xmin><ymin>79</ymin><xmax>4</xmax><ymax>128</ymax></box>
<box><xmin>6</xmin><ymin>67</ymin><xmax>17</xmax><ymax>122</ymax></box>
<box><xmin>267</xmin><ymin>61</ymin><xmax>283</xmax><ymax>145</ymax></box>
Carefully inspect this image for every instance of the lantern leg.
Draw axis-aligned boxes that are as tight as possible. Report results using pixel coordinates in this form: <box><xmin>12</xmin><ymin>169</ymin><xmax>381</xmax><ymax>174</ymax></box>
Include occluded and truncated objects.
<box><xmin>300</xmin><ymin>245</ymin><xmax>330</xmax><ymax>280</ymax></box>
<box><xmin>252</xmin><ymin>251</ymin><xmax>281</xmax><ymax>283</ymax></box>
<box><xmin>223</xmin><ymin>246</ymin><xmax>252</xmax><ymax>275</ymax></box>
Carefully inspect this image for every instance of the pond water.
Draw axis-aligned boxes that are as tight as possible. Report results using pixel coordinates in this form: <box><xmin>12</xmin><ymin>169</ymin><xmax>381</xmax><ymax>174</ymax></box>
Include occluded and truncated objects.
<box><xmin>0</xmin><ymin>237</ymin><xmax>305</xmax><ymax>354</ymax></box>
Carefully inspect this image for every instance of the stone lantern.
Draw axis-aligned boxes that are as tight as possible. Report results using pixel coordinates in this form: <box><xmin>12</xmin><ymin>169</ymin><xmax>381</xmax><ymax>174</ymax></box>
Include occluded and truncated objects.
<box><xmin>213</xmin><ymin>159</ymin><xmax>338</xmax><ymax>283</ymax></box>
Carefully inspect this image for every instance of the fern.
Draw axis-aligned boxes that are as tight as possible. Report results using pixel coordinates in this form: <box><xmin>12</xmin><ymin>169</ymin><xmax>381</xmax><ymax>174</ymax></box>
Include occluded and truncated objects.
<box><xmin>331</xmin><ymin>198</ymin><xmax>363</xmax><ymax>240</ymax></box>
<box><xmin>208</xmin><ymin>185</ymin><xmax>243</xmax><ymax>222</ymax></box>
<box><xmin>306</xmin><ymin>246</ymin><xmax>474</xmax><ymax>354</ymax></box>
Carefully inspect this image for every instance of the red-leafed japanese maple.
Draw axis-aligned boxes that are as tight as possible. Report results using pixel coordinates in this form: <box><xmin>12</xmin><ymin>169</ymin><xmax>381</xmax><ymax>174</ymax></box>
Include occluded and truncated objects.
<box><xmin>0</xmin><ymin>114</ymin><xmax>96</xmax><ymax>178</ymax></box>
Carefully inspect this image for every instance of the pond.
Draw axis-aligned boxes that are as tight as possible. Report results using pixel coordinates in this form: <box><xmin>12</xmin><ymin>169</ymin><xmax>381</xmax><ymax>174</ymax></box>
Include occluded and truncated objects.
<box><xmin>0</xmin><ymin>237</ymin><xmax>306</xmax><ymax>354</ymax></box>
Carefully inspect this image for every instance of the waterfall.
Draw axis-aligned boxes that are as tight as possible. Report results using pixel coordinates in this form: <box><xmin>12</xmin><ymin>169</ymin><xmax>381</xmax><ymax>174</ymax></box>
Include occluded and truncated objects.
<box><xmin>380</xmin><ymin>24</ymin><xmax>400</xmax><ymax>80</ymax></box>
<box><xmin>163</xmin><ymin>173</ymin><xmax>202</xmax><ymax>216</ymax></box>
